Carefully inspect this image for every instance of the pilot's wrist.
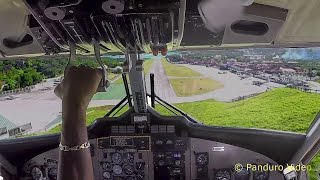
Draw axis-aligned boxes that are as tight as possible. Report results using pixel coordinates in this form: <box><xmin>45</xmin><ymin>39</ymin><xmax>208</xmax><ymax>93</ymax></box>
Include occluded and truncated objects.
<box><xmin>62</xmin><ymin>95</ymin><xmax>89</xmax><ymax>111</ymax></box>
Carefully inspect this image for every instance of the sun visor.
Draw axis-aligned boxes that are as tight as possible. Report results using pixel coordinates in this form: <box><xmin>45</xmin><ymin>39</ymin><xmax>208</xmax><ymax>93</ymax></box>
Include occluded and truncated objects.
<box><xmin>181</xmin><ymin>3</ymin><xmax>288</xmax><ymax>47</ymax></box>
<box><xmin>222</xmin><ymin>3</ymin><xmax>288</xmax><ymax>45</ymax></box>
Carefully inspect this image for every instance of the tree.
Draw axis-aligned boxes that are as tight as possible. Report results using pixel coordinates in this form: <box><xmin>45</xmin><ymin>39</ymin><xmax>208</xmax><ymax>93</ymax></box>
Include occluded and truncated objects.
<box><xmin>21</xmin><ymin>72</ymin><xmax>33</xmax><ymax>87</ymax></box>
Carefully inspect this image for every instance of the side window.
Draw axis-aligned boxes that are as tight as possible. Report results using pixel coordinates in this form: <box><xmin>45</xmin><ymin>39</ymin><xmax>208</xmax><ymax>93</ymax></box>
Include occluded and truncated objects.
<box><xmin>0</xmin><ymin>57</ymin><xmax>126</xmax><ymax>139</ymax></box>
<box><xmin>309</xmin><ymin>153</ymin><xmax>320</xmax><ymax>180</ymax></box>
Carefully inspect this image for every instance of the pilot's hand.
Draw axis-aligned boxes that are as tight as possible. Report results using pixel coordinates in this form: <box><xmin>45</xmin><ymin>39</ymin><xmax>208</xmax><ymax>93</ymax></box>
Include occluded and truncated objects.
<box><xmin>54</xmin><ymin>66</ymin><xmax>103</xmax><ymax>107</ymax></box>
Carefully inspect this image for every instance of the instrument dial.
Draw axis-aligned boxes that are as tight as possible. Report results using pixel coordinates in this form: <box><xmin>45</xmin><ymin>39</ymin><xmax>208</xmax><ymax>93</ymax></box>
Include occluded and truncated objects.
<box><xmin>103</xmin><ymin>171</ymin><xmax>111</xmax><ymax>179</ymax></box>
<box><xmin>214</xmin><ymin>169</ymin><xmax>231</xmax><ymax>180</ymax></box>
<box><xmin>123</xmin><ymin>152</ymin><xmax>134</xmax><ymax>163</ymax></box>
<box><xmin>235</xmin><ymin>168</ymin><xmax>250</xmax><ymax>180</ymax></box>
<box><xmin>234</xmin><ymin>168</ymin><xmax>251</xmax><ymax>180</ymax></box>
<box><xmin>101</xmin><ymin>162</ymin><xmax>111</xmax><ymax>170</ymax></box>
<box><xmin>196</xmin><ymin>153</ymin><xmax>208</xmax><ymax>166</ymax></box>
<box><xmin>112</xmin><ymin>165</ymin><xmax>123</xmax><ymax>175</ymax></box>
<box><xmin>111</xmin><ymin>153</ymin><xmax>122</xmax><ymax>164</ymax></box>
<box><xmin>123</xmin><ymin>164</ymin><xmax>135</xmax><ymax>175</ymax></box>
<box><xmin>253</xmin><ymin>169</ymin><xmax>270</xmax><ymax>180</ymax></box>
<box><xmin>136</xmin><ymin>162</ymin><xmax>145</xmax><ymax>170</ymax></box>
<box><xmin>31</xmin><ymin>167</ymin><xmax>43</xmax><ymax>180</ymax></box>
<box><xmin>48</xmin><ymin>167</ymin><xmax>58</xmax><ymax>180</ymax></box>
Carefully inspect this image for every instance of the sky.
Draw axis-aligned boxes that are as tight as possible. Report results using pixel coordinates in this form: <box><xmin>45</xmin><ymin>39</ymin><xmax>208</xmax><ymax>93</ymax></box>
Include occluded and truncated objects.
<box><xmin>281</xmin><ymin>48</ymin><xmax>320</xmax><ymax>60</ymax></box>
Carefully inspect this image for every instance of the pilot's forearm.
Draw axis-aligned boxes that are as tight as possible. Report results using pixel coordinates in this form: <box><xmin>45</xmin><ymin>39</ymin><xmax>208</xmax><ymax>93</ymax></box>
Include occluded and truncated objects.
<box><xmin>58</xmin><ymin>99</ymin><xmax>94</xmax><ymax>180</ymax></box>
<box><xmin>61</xmin><ymin>100</ymin><xmax>88</xmax><ymax>145</ymax></box>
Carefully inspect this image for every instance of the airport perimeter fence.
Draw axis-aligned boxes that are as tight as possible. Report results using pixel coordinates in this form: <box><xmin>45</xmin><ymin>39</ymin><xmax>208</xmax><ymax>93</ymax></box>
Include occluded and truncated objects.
<box><xmin>231</xmin><ymin>92</ymin><xmax>265</xmax><ymax>102</ymax></box>
<box><xmin>288</xmin><ymin>86</ymin><xmax>320</xmax><ymax>93</ymax></box>
<box><xmin>0</xmin><ymin>85</ymin><xmax>35</xmax><ymax>97</ymax></box>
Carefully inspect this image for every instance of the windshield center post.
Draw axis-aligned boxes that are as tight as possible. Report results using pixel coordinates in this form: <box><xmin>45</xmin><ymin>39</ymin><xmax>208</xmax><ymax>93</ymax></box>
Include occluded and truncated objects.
<box><xmin>125</xmin><ymin>48</ymin><xmax>148</xmax><ymax>113</ymax></box>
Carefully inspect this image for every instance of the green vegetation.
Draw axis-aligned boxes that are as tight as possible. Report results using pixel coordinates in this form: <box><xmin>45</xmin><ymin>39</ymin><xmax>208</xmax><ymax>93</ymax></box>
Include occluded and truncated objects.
<box><xmin>170</xmin><ymin>78</ymin><xmax>223</xmax><ymax>96</ymax></box>
<box><xmin>114</xmin><ymin>77</ymin><xmax>124</xmax><ymax>84</ymax></box>
<box><xmin>309</xmin><ymin>154</ymin><xmax>320</xmax><ymax>180</ymax></box>
<box><xmin>157</xmin><ymin>88</ymin><xmax>320</xmax><ymax>132</ymax></box>
<box><xmin>161</xmin><ymin>58</ymin><xmax>222</xmax><ymax>96</ymax></box>
<box><xmin>161</xmin><ymin>59</ymin><xmax>201</xmax><ymax>77</ymax></box>
<box><xmin>108</xmin><ymin>73</ymin><xmax>119</xmax><ymax>81</ymax></box>
<box><xmin>42</xmin><ymin>105</ymin><xmax>128</xmax><ymax>134</ymax></box>
<box><xmin>143</xmin><ymin>59</ymin><xmax>154</xmax><ymax>75</ymax></box>
<box><xmin>0</xmin><ymin>56</ymin><xmax>123</xmax><ymax>91</ymax></box>
<box><xmin>92</xmin><ymin>84</ymin><xmax>126</xmax><ymax>100</ymax></box>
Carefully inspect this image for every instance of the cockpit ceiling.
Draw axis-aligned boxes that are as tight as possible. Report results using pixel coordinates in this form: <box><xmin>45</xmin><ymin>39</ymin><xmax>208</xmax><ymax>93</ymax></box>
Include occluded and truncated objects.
<box><xmin>256</xmin><ymin>0</ymin><xmax>320</xmax><ymax>44</ymax></box>
<box><xmin>0</xmin><ymin>0</ymin><xmax>320</xmax><ymax>58</ymax></box>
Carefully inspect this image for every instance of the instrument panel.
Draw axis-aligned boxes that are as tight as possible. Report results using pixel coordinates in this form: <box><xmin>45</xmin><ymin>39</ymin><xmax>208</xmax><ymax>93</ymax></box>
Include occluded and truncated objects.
<box><xmin>20</xmin><ymin>134</ymin><xmax>284</xmax><ymax>180</ymax></box>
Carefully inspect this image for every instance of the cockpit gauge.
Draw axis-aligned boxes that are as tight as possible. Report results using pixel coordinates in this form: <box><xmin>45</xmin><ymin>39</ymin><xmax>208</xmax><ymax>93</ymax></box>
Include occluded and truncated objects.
<box><xmin>102</xmin><ymin>171</ymin><xmax>111</xmax><ymax>179</ymax></box>
<box><xmin>123</xmin><ymin>152</ymin><xmax>134</xmax><ymax>163</ymax></box>
<box><xmin>196</xmin><ymin>152</ymin><xmax>209</xmax><ymax>166</ymax></box>
<box><xmin>235</xmin><ymin>167</ymin><xmax>251</xmax><ymax>180</ymax></box>
<box><xmin>111</xmin><ymin>153</ymin><xmax>122</xmax><ymax>164</ymax></box>
<box><xmin>253</xmin><ymin>168</ymin><xmax>270</xmax><ymax>180</ymax></box>
<box><xmin>31</xmin><ymin>167</ymin><xmax>43</xmax><ymax>180</ymax></box>
<box><xmin>101</xmin><ymin>162</ymin><xmax>112</xmax><ymax>170</ymax></box>
<box><xmin>112</xmin><ymin>165</ymin><xmax>123</xmax><ymax>175</ymax></box>
<box><xmin>214</xmin><ymin>169</ymin><xmax>232</xmax><ymax>180</ymax></box>
<box><xmin>48</xmin><ymin>167</ymin><xmax>58</xmax><ymax>180</ymax></box>
<box><xmin>123</xmin><ymin>164</ymin><xmax>135</xmax><ymax>175</ymax></box>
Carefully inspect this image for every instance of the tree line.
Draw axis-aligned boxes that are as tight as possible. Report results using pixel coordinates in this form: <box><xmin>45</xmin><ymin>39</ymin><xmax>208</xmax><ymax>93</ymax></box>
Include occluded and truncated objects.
<box><xmin>0</xmin><ymin>56</ymin><xmax>123</xmax><ymax>91</ymax></box>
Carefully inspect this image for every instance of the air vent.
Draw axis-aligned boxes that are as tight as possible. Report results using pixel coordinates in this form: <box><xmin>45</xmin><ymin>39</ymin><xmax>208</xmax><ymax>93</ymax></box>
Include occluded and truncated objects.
<box><xmin>231</xmin><ymin>20</ymin><xmax>269</xmax><ymax>36</ymax></box>
<box><xmin>3</xmin><ymin>34</ymin><xmax>34</xmax><ymax>49</ymax></box>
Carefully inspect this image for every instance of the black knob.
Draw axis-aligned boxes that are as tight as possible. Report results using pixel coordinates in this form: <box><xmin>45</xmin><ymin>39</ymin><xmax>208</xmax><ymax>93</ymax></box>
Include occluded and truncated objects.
<box><xmin>137</xmin><ymin>172</ymin><xmax>145</xmax><ymax>180</ymax></box>
<box><xmin>175</xmin><ymin>160</ymin><xmax>181</xmax><ymax>166</ymax></box>
<box><xmin>136</xmin><ymin>162</ymin><xmax>145</xmax><ymax>170</ymax></box>
<box><xmin>158</xmin><ymin>160</ymin><xmax>165</xmax><ymax>166</ymax></box>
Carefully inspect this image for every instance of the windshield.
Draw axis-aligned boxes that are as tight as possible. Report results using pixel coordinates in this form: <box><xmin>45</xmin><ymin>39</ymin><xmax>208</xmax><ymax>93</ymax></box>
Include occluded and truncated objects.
<box><xmin>0</xmin><ymin>48</ymin><xmax>320</xmax><ymax>136</ymax></box>
<box><xmin>0</xmin><ymin>48</ymin><xmax>320</xmax><ymax>177</ymax></box>
<box><xmin>0</xmin><ymin>48</ymin><xmax>319</xmax><ymax>137</ymax></box>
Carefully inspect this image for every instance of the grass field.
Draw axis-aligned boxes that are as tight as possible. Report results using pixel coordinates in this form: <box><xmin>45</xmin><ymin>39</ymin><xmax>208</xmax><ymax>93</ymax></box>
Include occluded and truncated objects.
<box><xmin>108</xmin><ymin>73</ymin><xmax>119</xmax><ymax>81</ymax></box>
<box><xmin>161</xmin><ymin>59</ymin><xmax>222</xmax><ymax>96</ymax></box>
<box><xmin>113</xmin><ymin>59</ymin><xmax>154</xmax><ymax>84</ymax></box>
<box><xmin>92</xmin><ymin>84</ymin><xmax>126</xmax><ymax>100</ymax></box>
<box><xmin>157</xmin><ymin>88</ymin><xmax>320</xmax><ymax>132</ymax></box>
<box><xmin>170</xmin><ymin>78</ymin><xmax>223</xmax><ymax>96</ymax></box>
<box><xmin>143</xmin><ymin>59</ymin><xmax>154</xmax><ymax>75</ymax></box>
<box><xmin>114</xmin><ymin>76</ymin><xmax>125</xmax><ymax>84</ymax></box>
<box><xmin>161</xmin><ymin>59</ymin><xmax>201</xmax><ymax>77</ymax></box>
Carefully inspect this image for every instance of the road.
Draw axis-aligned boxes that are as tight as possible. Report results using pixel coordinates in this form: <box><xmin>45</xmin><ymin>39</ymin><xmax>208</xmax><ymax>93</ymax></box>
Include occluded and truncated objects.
<box><xmin>0</xmin><ymin>77</ymin><xmax>120</xmax><ymax>134</ymax></box>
